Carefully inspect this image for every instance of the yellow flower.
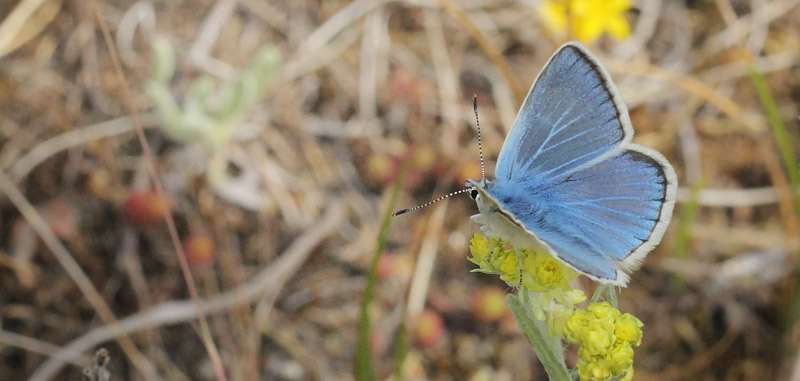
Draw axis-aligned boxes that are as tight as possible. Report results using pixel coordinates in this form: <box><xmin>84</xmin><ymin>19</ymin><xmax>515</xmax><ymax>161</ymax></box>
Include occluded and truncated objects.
<box><xmin>547</xmin><ymin>303</ymin><xmax>574</xmax><ymax>337</ymax></box>
<box><xmin>607</xmin><ymin>341</ymin><xmax>634</xmax><ymax>373</ymax></box>
<box><xmin>522</xmin><ymin>252</ymin><xmax>578</xmax><ymax>292</ymax></box>
<box><xmin>468</xmin><ymin>233</ymin><xmax>492</xmax><ymax>269</ymax></box>
<box><xmin>583</xmin><ymin>325</ymin><xmax>615</xmax><ymax>356</ymax></box>
<box><xmin>565</xmin><ymin>289</ymin><xmax>587</xmax><ymax>305</ymax></box>
<box><xmin>564</xmin><ymin>309</ymin><xmax>590</xmax><ymax>342</ymax></box>
<box><xmin>538</xmin><ymin>0</ymin><xmax>632</xmax><ymax>44</ymax></box>
<box><xmin>466</xmin><ymin>233</ymin><xmax>644</xmax><ymax>380</ymax></box>
<box><xmin>619</xmin><ymin>367</ymin><xmax>634</xmax><ymax>381</ymax></box>
<box><xmin>615</xmin><ymin>312</ymin><xmax>644</xmax><ymax>346</ymax></box>
<box><xmin>578</xmin><ymin>357</ymin><xmax>612</xmax><ymax>380</ymax></box>
<box><xmin>587</xmin><ymin>302</ymin><xmax>619</xmax><ymax>332</ymax></box>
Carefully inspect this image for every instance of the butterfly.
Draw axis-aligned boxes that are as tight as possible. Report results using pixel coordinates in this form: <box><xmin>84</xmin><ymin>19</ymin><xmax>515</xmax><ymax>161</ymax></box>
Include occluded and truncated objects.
<box><xmin>394</xmin><ymin>42</ymin><xmax>677</xmax><ymax>286</ymax></box>
<box><xmin>466</xmin><ymin>42</ymin><xmax>677</xmax><ymax>286</ymax></box>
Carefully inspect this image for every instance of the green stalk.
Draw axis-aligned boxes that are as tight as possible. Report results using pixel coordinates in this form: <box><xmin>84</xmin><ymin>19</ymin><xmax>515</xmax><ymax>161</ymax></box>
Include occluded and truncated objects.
<box><xmin>749</xmin><ymin>66</ymin><xmax>800</xmax><ymax>219</ymax></box>
<box><xmin>507</xmin><ymin>294</ymin><xmax>570</xmax><ymax>381</ymax></box>
<box><xmin>671</xmin><ymin>180</ymin><xmax>704</xmax><ymax>289</ymax></box>
<box><xmin>749</xmin><ymin>66</ymin><xmax>800</xmax><ymax>331</ymax></box>
<box><xmin>354</xmin><ymin>175</ymin><xmax>403</xmax><ymax>380</ymax></box>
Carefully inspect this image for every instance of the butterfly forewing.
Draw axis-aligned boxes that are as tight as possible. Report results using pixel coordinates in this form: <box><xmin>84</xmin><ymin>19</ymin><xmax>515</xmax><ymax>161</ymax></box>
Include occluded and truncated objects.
<box><xmin>495</xmin><ymin>43</ymin><xmax>632</xmax><ymax>183</ymax></box>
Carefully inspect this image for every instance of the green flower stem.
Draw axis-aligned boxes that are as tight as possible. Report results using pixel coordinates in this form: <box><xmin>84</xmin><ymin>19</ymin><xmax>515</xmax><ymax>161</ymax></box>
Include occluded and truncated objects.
<box><xmin>590</xmin><ymin>284</ymin><xmax>617</xmax><ymax>308</ymax></box>
<box><xmin>507</xmin><ymin>294</ymin><xmax>570</xmax><ymax>381</ymax></box>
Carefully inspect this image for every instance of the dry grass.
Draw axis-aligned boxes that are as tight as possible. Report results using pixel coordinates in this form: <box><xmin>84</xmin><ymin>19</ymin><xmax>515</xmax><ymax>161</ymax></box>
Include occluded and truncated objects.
<box><xmin>1</xmin><ymin>0</ymin><xmax>800</xmax><ymax>380</ymax></box>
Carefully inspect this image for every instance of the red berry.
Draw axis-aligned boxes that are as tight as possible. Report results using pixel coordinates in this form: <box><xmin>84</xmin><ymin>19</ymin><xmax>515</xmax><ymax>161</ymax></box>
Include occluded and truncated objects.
<box><xmin>184</xmin><ymin>233</ymin><xmax>215</xmax><ymax>267</ymax></box>
<box><xmin>123</xmin><ymin>190</ymin><xmax>172</xmax><ymax>227</ymax></box>
<box><xmin>413</xmin><ymin>309</ymin><xmax>445</xmax><ymax>348</ymax></box>
<box><xmin>470</xmin><ymin>287</ymin><xmax>508</xmax><ymax>323</ymax></box>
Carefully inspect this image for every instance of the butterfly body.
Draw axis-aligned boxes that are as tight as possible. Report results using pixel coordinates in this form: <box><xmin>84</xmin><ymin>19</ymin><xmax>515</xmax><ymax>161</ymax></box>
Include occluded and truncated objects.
<box><xmin>468</xmin><ymin>42</ymin><xmax>677</xmax><ymax>286</ymax></box>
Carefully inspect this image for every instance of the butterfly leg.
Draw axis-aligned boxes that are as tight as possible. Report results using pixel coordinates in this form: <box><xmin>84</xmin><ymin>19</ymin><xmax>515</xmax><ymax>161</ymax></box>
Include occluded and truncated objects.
<box><xmin>513</xmin><ymin>246</ymin><xmax>523</xmax><ymax>288</ymax></box>
<box><xmin>470</xmin><ymin>214</ymin><xmax>486</xmax><ymax>225</ymax></box>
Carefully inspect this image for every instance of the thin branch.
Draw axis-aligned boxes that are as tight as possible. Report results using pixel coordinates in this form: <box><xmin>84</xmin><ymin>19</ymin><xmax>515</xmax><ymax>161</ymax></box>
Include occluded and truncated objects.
<box><xmin>91</xmin><ymin>3</ymin><xmax>227</xmax><ymax>380</ymax></box>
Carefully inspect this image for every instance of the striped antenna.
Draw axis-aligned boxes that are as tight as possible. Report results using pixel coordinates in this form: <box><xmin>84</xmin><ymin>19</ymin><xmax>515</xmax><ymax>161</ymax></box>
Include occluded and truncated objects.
<box><xmin>392</xmin><ymin>188</ymin><xmax>471</xmax><ymax>217</ymax></box>
<box><xmin>393</xmin><ymin>96</ymin><xmax>485</xmax><ymax>217</ymax></box>
<box><xmin>473</xmin><ymin>94</ymin><xmax>485</xmax><ymax>181</ymax></box>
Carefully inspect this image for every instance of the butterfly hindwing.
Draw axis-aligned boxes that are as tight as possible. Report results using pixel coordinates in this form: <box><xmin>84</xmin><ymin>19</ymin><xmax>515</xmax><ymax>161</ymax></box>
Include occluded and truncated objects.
<box><xmin>489</xmin><ymin>146</ymin><xmax>676</xmax><ymax>283</ymax></box>
<box><xmin>495</xmin><ymin>43</ymin><xmax>632</xmax><ymax>183</ymax></box>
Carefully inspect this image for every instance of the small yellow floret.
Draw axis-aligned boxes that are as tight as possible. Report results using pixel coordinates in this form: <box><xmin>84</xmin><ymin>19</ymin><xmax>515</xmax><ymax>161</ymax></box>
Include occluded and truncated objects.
<box><xmin>619</xmin><ymin>367</ymin><xmax>634</xmax><ymax>381</ymax></box>
<box><xmin>588</xmin><ymin>302</ymin><xmax>619</xmax><ymax>331</ymax></box>
<box><xmin>583</xmin><ymin>326</ymin><xmax>614</xmax><ymax>356</ymax></box>
<box><xmin>564</xmin><ymin>309</ymin><xmax>590</xmax><ymax>342</ymax></box>
<box><xmin>578</xmin><ymin>358</ymin><xmax>612</xmax><ymax>380</ymax></box>
<box><xmin>469</xmin><ymin>234</ymin><xmax>491</xmax><ymax>263</ymax></box>
<box><xmin>565</xmin><ymin>289</ymin><xmax>587</xmax><ymax>305</ymax></box>
<box><xmin>497</xmin><ymin>250</ymin><xmax>522</xmax><ymax>286</ymax></box>
<box><xmin>607</xmin><ymin>341</ymin><xmax>634</xmax><ymax>373</ymax></box>
<box><xmin>522</xmin><ymin>253</ymin><xmax>578</xmax><ymax>292</ymax></box>
<box><xmin>615</xmin><ymin>313</ymin><xmax>644</xmax><ymax>346</ymax></box>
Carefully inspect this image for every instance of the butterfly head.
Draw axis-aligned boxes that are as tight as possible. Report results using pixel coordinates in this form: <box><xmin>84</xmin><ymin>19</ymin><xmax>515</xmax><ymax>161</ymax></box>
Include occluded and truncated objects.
<box><xmin>466</xmin><ymin>178</ymin><xmax>492</xmax><ymax>199</ymax></box>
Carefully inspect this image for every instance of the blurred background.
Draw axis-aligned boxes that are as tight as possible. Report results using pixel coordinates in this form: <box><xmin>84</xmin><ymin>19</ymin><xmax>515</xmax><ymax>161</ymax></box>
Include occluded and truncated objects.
<box><xmin>1</xmin><ymin>0</ymin><xmax>800</xmax><ymax>379</ymax></box>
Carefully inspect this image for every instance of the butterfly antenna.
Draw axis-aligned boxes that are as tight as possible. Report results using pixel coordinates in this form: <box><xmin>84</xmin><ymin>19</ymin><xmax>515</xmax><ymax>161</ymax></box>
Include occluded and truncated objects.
<box><xmin>392</xmin><ymin>188</ymin><xmax>472</xmax><ymax>217</ymax></box>
<box><xmin>473</xmin><ymin>94</ymin><xmax>485</xmax><ymax>181</ymax></box>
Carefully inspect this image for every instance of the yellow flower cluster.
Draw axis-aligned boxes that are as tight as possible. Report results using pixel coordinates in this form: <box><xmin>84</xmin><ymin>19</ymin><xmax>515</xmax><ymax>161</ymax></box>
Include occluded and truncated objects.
<box><xmin>468</xmin><ymin>233</ymin><xmax>644</xmax><ymax>380</ymax></box>
<box><xmin>564</xmin><ymin>302</ymin><xmax>643</xmax><ymax>381</ymax></box>
<box><xmin>468</xmin><ymin>233</ymin><xmax>579</xmax><ymax>291</ymax></box>
<box><xmin>469</xmin><ymin>234</ymin><xmax>585</xmax><ymax>333</ymax></box>
<box><xmin>538</xmin><ymin>0</ymin><xmax>632</xmax><ymax>44</ymax></box>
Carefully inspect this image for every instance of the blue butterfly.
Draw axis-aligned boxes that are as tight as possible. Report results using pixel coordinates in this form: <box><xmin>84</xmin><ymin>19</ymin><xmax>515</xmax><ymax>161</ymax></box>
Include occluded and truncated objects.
<box><xmin>465</xmin><ymin>42</ymin><xmax>677</xmax><ymax>286</ymax></box>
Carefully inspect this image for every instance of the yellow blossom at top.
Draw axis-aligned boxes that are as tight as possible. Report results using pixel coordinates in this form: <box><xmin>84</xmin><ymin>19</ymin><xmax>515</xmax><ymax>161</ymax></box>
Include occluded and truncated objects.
<box><xmin>539</xmin><ymin>0</ymin><xmax>632</xmax><ymax>44</ymax></box>
<box><xmin>615</xmin><ymin>312</ymin><xmax>644</xmax><ymax>346</ymax></box>
<box><xmin>588</xmin><ymin>301</ymin><xmax>619</xmax><ymax>331</ymax></box>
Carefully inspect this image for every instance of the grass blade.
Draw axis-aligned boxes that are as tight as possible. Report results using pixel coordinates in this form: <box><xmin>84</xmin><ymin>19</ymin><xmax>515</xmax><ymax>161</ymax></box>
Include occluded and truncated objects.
<box><xmin>354</xmin><ymin>175</ymin><xmax>403</xmax><ymax>380</ymax></box>
<box><xmin>749</xmin><ymin>66</ymin><xmax>800</xmax><ymax>219</ymax></box>
<box><xmin>671</xmin><ymin>180</ymin><xmax>704</xmax><ymax>289</ymax></box>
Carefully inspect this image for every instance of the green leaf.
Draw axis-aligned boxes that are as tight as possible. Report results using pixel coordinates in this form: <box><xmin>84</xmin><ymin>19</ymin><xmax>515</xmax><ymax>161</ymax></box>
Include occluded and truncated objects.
<box><xmin>149</xmin><ymin>37</ymin><xmax>175</xmax><ymax>84</ymax></box>
<box><xmin>507</xmin><ymin>294</ymin><xmax>570</xmax><ymax>381</ymax></box>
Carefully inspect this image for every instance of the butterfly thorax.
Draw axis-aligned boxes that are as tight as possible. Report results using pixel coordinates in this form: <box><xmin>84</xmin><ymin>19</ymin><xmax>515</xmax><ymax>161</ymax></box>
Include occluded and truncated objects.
<box><xmin>467</xmin><ymin>179</ymin><xmax>550</xmax><ymax>254</ymax></box>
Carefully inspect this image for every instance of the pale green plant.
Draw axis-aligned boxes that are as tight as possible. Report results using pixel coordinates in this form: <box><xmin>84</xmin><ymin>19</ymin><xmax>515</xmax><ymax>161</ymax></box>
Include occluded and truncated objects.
<box><xmin>145</xmin><ymin>36</ymin><xmax>280</xmax><ymax>187</ymax></box>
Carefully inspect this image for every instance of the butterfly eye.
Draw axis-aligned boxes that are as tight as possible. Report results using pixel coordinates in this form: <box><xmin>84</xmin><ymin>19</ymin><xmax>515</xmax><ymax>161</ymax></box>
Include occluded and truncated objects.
<box><xmin>470</xmin><ymin>189</ymin><xmax>479</xmax><ymax>199</ymax></box>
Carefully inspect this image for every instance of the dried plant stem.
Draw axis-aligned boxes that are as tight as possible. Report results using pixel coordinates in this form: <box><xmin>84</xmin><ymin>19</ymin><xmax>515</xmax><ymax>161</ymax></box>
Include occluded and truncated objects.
<box><xmin>435</xmin><ymin>0</ymin><xmax>526</xmax><ymax>102</ymax></box>
<box><xmin>0</xmin><ymin>0</ymin><xmax>48</xmax><ymax>57</ymax></box>
<box><xmin>604</xmin><ymin>59</ymin><xmax>746</xmax><ymax>124</ymax></box>
<box><xmin>0</xmin><ymin>169</ymin><xmax>158</xmax><ymax>379</ymax></box>
<box><xmin>91</xmin><ymin>3</ymin><xmax>227</xmax><ymax>380</ymax></box>
<box><xmin>0</xmin><ymin>330</ymin><xmax>91</xmax><ymax>366</ymax></box>
<box><xmin>29</xmin><ymin>203</ymin><xmax>344</xmax><ymax>380</ymax></box>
